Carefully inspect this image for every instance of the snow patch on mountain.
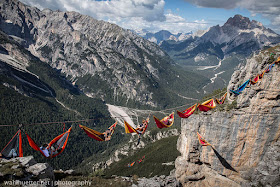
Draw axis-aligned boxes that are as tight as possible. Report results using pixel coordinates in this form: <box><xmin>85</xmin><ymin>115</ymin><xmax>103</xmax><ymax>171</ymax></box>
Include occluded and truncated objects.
<box><xmin>192</xmin><ymin>29</ymin><xmax>208</xmax><ymax>38</ymax></box>
<box><xmin>239</xmin><ymin>28</ymin><xmax>278</xmax><ymax>37</ymax></box>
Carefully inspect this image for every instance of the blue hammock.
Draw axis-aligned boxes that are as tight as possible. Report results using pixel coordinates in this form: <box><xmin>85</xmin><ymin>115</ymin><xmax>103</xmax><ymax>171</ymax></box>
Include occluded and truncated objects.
<box><xmin>265</xmin><ymin>63</ymin><xmax>275</xmax><ymax>73</ymax></box>
<box><xmin>230</xmin><ymin>79</ymin><xmax>250</xmax><ymax>95</ymax></box>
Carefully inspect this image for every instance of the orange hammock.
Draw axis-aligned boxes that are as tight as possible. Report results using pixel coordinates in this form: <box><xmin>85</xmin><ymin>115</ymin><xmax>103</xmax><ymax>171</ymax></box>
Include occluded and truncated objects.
<box><xmin>127</xmin><ymin>161</ymin><xmax>135</xmax><ymax>167</ymax></box>
<box><xmin>275</xmin><ymin>56</ymin><xmax>280</xmax><ymax>64</ymax></box>
<box><xmin>79</xmin><ymin>122</ymin><xmax>117</xmax><ymax>141</ymax></box>
<box><xmin>124</xmin><ymin>118</ymin><xmax>149</xmax><ymax>135</ymax></box>
<box><xmin>1</xmin><ymin>129</ymin><xmax>23</xmax><ymax>158</ymax></box>
<box><xmin>177</xmin><ymin>104</ymin><xmax>197</xmax><ymax>118</ymax></box>
<box><xmin>26</xmin><ymin>127</ymin><xmax>72</xmax><ymax>158</ymax></box>
<box><xmin>153</xmin><ymin>112</ymin><xmax>174</xmax><ymax>128</ymax></box>
<box><xmin>215</xmin><ymin>92</ymin><xmax>227</xmax><ymax>105</ymax></box>
<box><xmin>197</xmin><ymin>132</ymin><xmax>211</xmax><ymax>146</ymax></box>
<box><xmin>250</xmin><ymin>75</ymin><xmax>260</xmax><ymax>85</ymax></box>
<box><xmin>198</xmin><ymin>99</ymin><xmax>216</xmax><ymax>112</ymax></box>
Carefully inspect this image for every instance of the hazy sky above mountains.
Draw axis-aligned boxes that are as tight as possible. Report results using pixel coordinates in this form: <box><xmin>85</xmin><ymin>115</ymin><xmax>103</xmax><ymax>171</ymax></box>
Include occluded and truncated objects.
<box><xmin>20</xmin><ymin>0</ymin><xmax>280</xmax><ymax>34</ymax></box>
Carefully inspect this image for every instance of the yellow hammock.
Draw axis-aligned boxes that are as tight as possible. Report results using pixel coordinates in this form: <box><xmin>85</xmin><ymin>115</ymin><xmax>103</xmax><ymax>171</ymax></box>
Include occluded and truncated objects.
<box><xmin>198</xmin><ymin>99</ymin><xmax>216</xmax><ymax>112</ymax></box>
<box><xmin>197</xmin><ymin>132</ymin><xmax>211</xmax><ymax>146</ymax></box>
<box><xmin>79</xmin><ymin>122</ymin><xmax>117</xmax><ymax>141</ymax></box>
<box><xmin>153</xmin><ymin>112</ymin><xmax>174</xmax><ymax>129</ymax></box>
<box><xmin>215</xmin><ymin>92</ymin><xmax>227</xmax><ymax>105</ymax></box>
<box><xmin>124</xmin><ymin>118</ymin><xmax>149</xmax><ymax>135</ymax></box>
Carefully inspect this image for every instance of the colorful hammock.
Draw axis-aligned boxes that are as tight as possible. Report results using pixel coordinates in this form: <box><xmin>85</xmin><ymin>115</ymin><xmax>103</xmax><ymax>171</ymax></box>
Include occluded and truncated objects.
<box><xmin>1</xmin><ymin>129</ymin><xmax>23</xmax><ymax>158</ymax></box>
<box><xmin>153</xmin><ymin>112</ymin><xmax>174</xmax><ymax>129</ymax></box>
<box><xmin>177</xmin><ymin>104</ymin><xmax>197</xmax><ymax>118</ymax></box>
<box><xmin>259</xmin><ymin>70</ymin><xmax>265</xmax><ymax>79</ymax></box>
<box><xmin>250</xmin><ymin>74</ymin><xmax>260</xmax><ymax>85</ymax></box>
<box><xmin>265</xmin><ymin>63</ymin><xmax>275</xmax><ymax>73</ymax></box>
<box><xmin>26</xmin><ymin>127</ymin><xmax>72</xmax><ymax>158</ymax></box>
<box><xmin>275</xmin><ymin>56</ymin><xmax>280</xmax><ymax>64</ymax></box>
<box><xmin>197</xmin><ymin>132</ymin><xmax>211</xmax><ymax>146</ymax></box>
<box><xmin>215</xmin><ymin>92</ymin><xmax>227</xmax><ymax>105</ymax></box>
<box><xmin>79</xmin><ymin>122</ymin><xmax>117</xmax><ymax>141</ymax></box>
<box><xmin>198</xmin><ymin>99</ymin><xmax>216</xmax><ymax>112</ymax></box>
<box><xmin>124</xmin><ymin>118</ymin><xmax>149</xmax><ymax>135</ymax></box>
<box><xmin>127</xmin><ymin>161</ymin><xmax>135</xmax><ymax>167</ymax></box>
<box><xmin>229</xmin><ymin>79</ymin><xmax>250</xmax><ymax>95</ymax></box>
<box><xmin>138</xmin><ymin>155</ymin><xmax>145</xmax><ymax>163</ymax></box>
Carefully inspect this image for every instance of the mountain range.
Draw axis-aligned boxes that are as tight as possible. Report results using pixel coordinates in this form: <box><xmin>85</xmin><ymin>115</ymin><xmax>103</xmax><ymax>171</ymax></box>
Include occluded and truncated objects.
<box><xmin>159</xmin><ymin>14</ymin><xmax>280</xmax><ymax>93</ymax></box>
<box><xmin>0</xmin><ymin>0</ymin><xmax>208</xmax><ymax>109</ymax></box>
<box><xmin>134</xmin><ymin>29</ymin><xmax>194</xmax><ymax>44</ymax></box>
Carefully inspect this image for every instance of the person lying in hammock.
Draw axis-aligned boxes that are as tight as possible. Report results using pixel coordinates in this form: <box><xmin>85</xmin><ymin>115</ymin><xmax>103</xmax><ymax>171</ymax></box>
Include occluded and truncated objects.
<box><xmin>50</xmin><ymin>144</ymin><xmax>63</xmax><ymax>156</ymax></box>
<box><xmin>163</xmin><ymin>116</ymin><xmax>173</xmax><ymax>126</ymax></box>
<box><xmin>103</xmin><ymin>128</ymin><xmax>113</xmax><ymax>141</ymax></box>
<box><xmin>102</xmin><ymin>125</ymin><xmax>115</xmax><ymax>141</ymax></box>
<box><xmin>40</xmin><ymin>144</ymin><xmax>50</xmax><ymax>158</ymax></box>
<box><xmin>7</xmin><ymin>148</ymin><xmax>18</xmax><ymax>158</ymax></box>
<box><xmin>137</xmin><ymin>120</ymin><xmax>148</xmax><ymax>134</ymax></box>
<box><xmin>0</xmin><ymin>152</ymin><xmax>16</xmax><ymax>159</ymax></box>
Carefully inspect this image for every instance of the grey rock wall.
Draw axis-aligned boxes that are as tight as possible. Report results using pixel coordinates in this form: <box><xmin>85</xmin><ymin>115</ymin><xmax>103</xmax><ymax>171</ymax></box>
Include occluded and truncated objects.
<box><xmin>175</xmin><ymin>46</ymin><xmax>280</xmax><ymax>186</ymax></box>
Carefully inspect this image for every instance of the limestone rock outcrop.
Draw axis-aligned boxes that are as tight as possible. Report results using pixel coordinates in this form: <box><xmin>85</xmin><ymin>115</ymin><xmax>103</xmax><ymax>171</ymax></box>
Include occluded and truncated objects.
<box><xmin>175</xmin><ymin>46</ymin><xmax>280</xmax><ymax>186</ymax></box>
<box><xmin>0</xmin><ymin>156</ymin><xmax>54</xmax><ymax>182</ymax></box>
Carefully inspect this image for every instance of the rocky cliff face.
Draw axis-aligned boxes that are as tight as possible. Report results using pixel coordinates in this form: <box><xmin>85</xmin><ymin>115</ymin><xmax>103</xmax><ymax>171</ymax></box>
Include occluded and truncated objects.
<box><xmin>175</xmin><ymin>46</ymin><xmax>280</xmax><ymax>186</ymax></box>
<box><xmin>0</xmin><ymin>0</ymin><xmax>204</xmax><ymax>108</ymax></box>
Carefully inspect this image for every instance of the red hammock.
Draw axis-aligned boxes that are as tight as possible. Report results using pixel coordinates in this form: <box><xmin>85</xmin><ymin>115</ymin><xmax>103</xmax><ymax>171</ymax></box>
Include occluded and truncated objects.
<box><xmin>153</xmin><ymin>112</ymin><xmax>174</xmax><ymax>129</ymax></box>
<box><xmin>177</xmin><ymin>104</ymin><xmax>197</xmax><ymax>118</ymax></box>
<box><xmin>79</xmin><ymin>122</ymin><xmax>117</xmax><ymax>141</ymax></box>
<box><xmin>250</xmin><ymin>75</ymin><xmax>260</xmax><ymax>85</ymax></box>
<box><xmin>197</xmin><ymin>132</ymin><xmax>211</xmax><ymax>146</ymax></box>
<box><xmin>198</xmin><ymin>99</ymin><xmax>216</xmax><ymax>112</ymax></box>
<box><xmin>124</xmin><ymin>118</ymin><xmax>149</xmax><ymax>135</ymax></box>
<box><xmin>26</xmin><ymin>127</ymin><xmax>72</xmax><ymax>158</ymax></box>
<box><xmin>138</xmin><ymin>155</ymin><xmax>145</xmax><ymax>163</ymax></box>
<box><xmin>1</xmin><ymin>129</ymin><xmax>23</xmax><ymax>158</ymax></box>
<box><xmin>215</xmin><ymin>92</ymin><xmax>227</xmax><ymax>105</ymax></box>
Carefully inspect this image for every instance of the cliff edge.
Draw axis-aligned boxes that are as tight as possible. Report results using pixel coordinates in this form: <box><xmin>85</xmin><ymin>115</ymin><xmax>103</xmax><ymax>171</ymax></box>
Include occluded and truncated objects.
<box><xmin>175</xmin><ymin>46</ymin><xmax>280</xmax><ymax>187</ymax></box>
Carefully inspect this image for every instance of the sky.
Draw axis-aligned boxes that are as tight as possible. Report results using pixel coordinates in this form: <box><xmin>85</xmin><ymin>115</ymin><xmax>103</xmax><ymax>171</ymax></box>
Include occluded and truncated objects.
<box><xmin>19</xmin><ymin>0</ymin><xmax>280</xmax><ymax>34</ymax></box>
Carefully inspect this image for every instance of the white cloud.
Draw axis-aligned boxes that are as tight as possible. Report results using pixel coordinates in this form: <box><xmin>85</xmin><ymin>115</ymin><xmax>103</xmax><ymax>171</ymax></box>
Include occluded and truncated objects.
<box><xmin>184</xmin><ymin>0</ymin><xmax>241</xmax><ymax>9</ymax></box>
<box><xmin>184</xmin><ymin>0</ymin><xmax>280</xmax><ymax>33</ymax></box>
<box><xmin>20</xmin><ymin>0</ymin><xmax>211</xmax><ymax>34</ymax></box>
<box><xmin>117</xmin><ymin>13</ymin><xmax>209</xmax><ymax>34</ymax></box>
<box><xmin>20</xmin><ymin>0</ymin><xmax>166</xmax><ymax>22</ymax></box>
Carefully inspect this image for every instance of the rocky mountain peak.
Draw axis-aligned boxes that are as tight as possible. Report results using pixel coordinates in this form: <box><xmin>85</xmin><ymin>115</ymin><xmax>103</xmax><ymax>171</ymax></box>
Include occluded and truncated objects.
<box><xmin>224</xmin><ymin>14</ymin><xmax>263</xmax><ymax>30</ymax></box>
